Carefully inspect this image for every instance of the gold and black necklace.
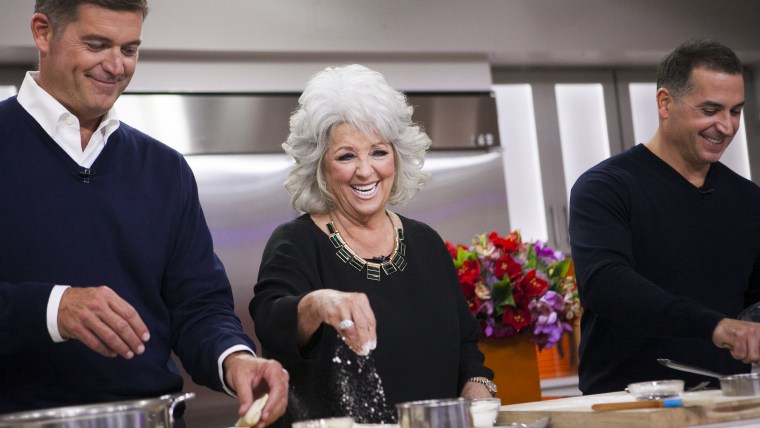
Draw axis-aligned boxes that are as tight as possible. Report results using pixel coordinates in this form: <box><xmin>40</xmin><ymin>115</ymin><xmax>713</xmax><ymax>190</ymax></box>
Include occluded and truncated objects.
<box><xmin>327</xmin><ymin>212</ymin><xmax>407</xmax><ymax>281</ymax></box>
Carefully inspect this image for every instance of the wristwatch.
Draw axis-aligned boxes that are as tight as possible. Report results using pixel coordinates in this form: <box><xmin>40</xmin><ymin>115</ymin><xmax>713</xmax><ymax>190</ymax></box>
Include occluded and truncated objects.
<box><xmin>466</xmin><ymin>376</ymin><xmax>498</xmax><ymax>397</ymax></box>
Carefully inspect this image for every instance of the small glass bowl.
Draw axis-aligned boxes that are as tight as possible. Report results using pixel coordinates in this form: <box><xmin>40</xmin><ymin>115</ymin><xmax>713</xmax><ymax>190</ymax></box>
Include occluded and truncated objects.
<box><xmin>627</xmin><ymin>379</ymin><xmax>685</xmax><ymax>400</ymax></box>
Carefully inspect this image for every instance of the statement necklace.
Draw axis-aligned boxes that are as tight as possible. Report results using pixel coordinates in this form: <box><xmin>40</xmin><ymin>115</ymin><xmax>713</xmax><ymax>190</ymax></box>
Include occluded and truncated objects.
<box><xmin>327</xmin><ymin>213</ymin><xmax>407</xmax><ymax>281</ymax></box>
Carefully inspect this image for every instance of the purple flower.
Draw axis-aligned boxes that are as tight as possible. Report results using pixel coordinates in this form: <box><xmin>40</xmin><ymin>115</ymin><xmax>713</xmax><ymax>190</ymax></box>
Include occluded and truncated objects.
<box><xmin>480</xmin><ymin>312</ymin><xmax>520</xmax><ymax>339</ymax></box>
<box><xmin>491</xmin><ymin>321</ymin><xmax>518</xmax><ymax>339</ymax></box>
<box><xmin>533</xmin><ymin>240</ymin><xmax>565</xmax><ymax>264</ymax></box>
<box><xmin>535</xmin><ymin>322</ymin><xmax>563</xmax><ymax>345</ymax></box>
<box><xmin>528</xmin><ymin>291</ymin><xmax>573</xmax><ymax>349</ymax></box>
<box><xmin>478</xmin><ymin>300</ymin><xmax>494</xmax><ymax>317</ymax></box>
<box><xmin>542</xmin><ymin>290</ymin><xmax>565</xmax><ymax>311</ymax></box>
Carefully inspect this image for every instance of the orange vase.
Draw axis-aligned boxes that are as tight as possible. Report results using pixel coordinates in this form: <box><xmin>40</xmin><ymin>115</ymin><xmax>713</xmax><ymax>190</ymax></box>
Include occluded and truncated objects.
<box><xmin>478</xmin><ymin>335</ymin><xmax>541</xmax><ymax>404</ymax></box>
<box><xmin>536</xmin><ymin>325</ymin><xmax>580</xmax><ymax>381</ymax></box>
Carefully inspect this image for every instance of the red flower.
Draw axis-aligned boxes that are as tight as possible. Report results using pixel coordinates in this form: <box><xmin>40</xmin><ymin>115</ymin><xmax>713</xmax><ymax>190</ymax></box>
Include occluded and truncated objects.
<box><xmin>445</xmin><ymin>241</ymin><xmax>458</xmax><ymax>259</ymax></box>
<box><xmin>488</xmin><ymin>231</ymin><xmax>520</xmax><ymax>253</ymax></box>
<box><xmin>468</xmin><ymin>295</ymin><xmax>482</xmax><ymax>315</ymax></box>
<box><xmin>516</xmin><ymin>269</ymin><xmax>548</xmax><ymax>298</ymax></box>
<box><xmin>502</xmin><ymin>304</ymin><xmax>531</xmax><ymax>331</ymax></box>
<box><xmin>460</xmin><ymin>282</ymin><xmax>475</xmax><ymax>299</ymax></box>
<box><xmin>493</xmin><ymin>254</ymin><xmax>522</xmax><ymax>280</ymax></box>
<box><xmin>512</xmin><ymin>289</ymin><xmax>532</xmax><ymax>306</ymax></box>
<box><xmin>457</xmin><ymin>259</ymin><xmax>481</xmax><ymax>297</ymax></box>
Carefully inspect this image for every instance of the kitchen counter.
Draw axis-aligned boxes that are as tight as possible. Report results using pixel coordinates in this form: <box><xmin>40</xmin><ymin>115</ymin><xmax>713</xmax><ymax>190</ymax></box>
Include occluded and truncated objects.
<box><xmin>497</xmin><ymin>390</ymin><xmax>760</xmax><ymax>427</ymax></box>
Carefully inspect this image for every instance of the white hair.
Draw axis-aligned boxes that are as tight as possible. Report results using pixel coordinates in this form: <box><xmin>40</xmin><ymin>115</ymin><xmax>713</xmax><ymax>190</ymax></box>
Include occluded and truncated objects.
<box><xmin>282</xmin><ymin>64</ymin><xmax>432</xmax><ymax>214</ymax></box>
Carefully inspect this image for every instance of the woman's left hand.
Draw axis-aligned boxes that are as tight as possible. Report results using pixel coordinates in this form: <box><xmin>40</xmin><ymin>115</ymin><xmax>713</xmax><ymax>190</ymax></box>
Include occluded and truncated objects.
<box><xmin>461</xmin><ymin>381</ymin><xmax>494</xmax><ymax>399</ymax></box>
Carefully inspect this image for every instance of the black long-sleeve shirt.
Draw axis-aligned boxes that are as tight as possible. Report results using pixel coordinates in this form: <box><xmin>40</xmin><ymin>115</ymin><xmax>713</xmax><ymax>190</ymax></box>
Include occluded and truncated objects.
<box><xmin>250</xmin><ymin>213</ymin><xmax>491</xmax><ymax>424</ymax></box>
<box><xmin>569</xmin><ymin>144</ymin><xmax>760</xmax><ymax>394</ymax></box>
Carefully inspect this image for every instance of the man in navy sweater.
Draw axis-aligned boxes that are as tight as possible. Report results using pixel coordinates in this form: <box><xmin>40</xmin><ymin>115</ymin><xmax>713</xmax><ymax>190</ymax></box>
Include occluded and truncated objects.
<box><xmin>569</xmin><ymin>39</ymin><xmax>760</xmax><ymax>395</ymax></box>
<box><xmin>0</xmin><ymin>0</ymin><xmax>287</xmax><ymax>425</ymax></box>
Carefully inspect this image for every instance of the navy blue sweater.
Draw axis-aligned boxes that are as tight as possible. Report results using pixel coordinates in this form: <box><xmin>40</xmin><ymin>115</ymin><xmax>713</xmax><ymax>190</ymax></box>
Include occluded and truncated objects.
<box><xmin>0</xmin><ymin>97</ymin><xmax>254</xmax><ymax>412</ymax></box>
<box><xmin>569</xmin><ymin>144</ymin><xmax>760</xmax><ymax>394</ymax></box>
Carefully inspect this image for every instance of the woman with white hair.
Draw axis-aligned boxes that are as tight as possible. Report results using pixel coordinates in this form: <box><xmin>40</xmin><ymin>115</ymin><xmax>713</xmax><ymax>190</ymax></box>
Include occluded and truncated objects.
<box><xmin>250</xmin><ymin>64</ymin><xmax>494</xmax><ymax>425</ymax></box>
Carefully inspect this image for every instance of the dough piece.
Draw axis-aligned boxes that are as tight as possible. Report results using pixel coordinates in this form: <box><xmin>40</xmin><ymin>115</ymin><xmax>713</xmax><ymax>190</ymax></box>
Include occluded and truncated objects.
<box><xmin>235</xmin><ymin>393</ymin><xmax>269</xmax><ymax>427</ymax></box>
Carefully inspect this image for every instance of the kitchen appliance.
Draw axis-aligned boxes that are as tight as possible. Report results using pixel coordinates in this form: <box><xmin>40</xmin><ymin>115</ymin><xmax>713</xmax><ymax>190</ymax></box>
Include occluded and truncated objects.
<box><xmin>0</xmin><ymin>393</ymin><xmax>194</xmax><ymax>428</ymax></box>
<box><xmin>115</xmin><ymin>91</ymin><xmax>509</xmax><ymax>427</ymax></box>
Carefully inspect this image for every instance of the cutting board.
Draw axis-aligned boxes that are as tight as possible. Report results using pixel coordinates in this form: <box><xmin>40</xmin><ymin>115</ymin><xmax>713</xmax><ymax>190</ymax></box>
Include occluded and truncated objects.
<box><xmin>497</xmin><ymin>390</ymin><xmax>760</xmax><ymax>428</ymax></box>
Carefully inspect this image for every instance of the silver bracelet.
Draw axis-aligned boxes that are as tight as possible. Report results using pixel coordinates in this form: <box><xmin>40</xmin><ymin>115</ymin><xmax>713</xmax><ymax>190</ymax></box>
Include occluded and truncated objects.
<box><xmin>466</xmin><ymin>376</ymin><xmax>497</xmax><ymax>397</ymax></box>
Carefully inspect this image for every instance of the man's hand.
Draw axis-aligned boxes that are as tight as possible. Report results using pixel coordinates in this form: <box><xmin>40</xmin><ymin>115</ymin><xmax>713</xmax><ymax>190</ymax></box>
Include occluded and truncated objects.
<box><xmin>713</xmin><ymin>318</ymin><xmax>760</xmax><ymax>364</ymax></box>
<box><xmin>58</xmin><ymin>286</ymin><xmax>150</xmax><ymax>359</ymax></box>
<box><xmin>224</xmin><ymin>352</ymin><xmax>289</xmax><ymax>428</ymax></box>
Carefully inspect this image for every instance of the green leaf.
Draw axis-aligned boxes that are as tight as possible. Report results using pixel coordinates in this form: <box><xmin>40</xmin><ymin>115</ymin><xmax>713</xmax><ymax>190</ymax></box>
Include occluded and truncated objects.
<box><xmin>491</xmin><ymin>277</ymin><xmax>514</xmax><ymax>307</ymax></box>
<box><xmin>557</xmin><ymin>258</ymin><xmax>572</xmax><ymax>277</ymax></box>
<box><xmin>452</xmin><ymin>247</ymin><xmax>474</xmax><ymax>268</ymax></box>
<box><xmin>524</xmin><ymin>245</ymin><xmax>537</xmax><ymax>270</ymax></box>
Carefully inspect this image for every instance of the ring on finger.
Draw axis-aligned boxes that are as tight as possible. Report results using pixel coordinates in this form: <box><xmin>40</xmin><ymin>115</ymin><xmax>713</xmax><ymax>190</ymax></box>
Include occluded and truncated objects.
<box><xmin>339</xmin><ymin>319</ymin><xmax>355</xmax><ymax>331</ymax></box>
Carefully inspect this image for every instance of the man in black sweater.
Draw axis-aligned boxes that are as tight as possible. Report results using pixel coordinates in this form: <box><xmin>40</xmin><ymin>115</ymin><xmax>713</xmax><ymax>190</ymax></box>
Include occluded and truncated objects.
<box><xmin>569</xmin><ymin>39</ymin><xmax>760</xmax><ymax>394</ymax></box>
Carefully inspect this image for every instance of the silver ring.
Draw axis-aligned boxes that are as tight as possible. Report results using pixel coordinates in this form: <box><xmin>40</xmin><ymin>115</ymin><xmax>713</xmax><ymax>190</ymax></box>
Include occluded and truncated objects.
<box><xmin>339</xmin><ymin>319</ymin><xmax>355</xmax><ymax>331</ymax></box>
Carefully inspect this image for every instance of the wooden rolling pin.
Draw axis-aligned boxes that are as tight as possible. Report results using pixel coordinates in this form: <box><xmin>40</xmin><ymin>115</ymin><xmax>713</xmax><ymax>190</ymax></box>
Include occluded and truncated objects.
<box><xmin>592</xmin><ymin>397</ymin><xmax>713</xmax><ymax>411</ymax></box>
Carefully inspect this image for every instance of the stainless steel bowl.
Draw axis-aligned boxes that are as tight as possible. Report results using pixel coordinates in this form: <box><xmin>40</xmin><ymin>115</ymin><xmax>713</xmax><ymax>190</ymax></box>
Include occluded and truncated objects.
<box><xmin>0</xmin><ymin>393</ymin><xmax>194</xmax><ymax>428</ymax></box>
<box><xmin>659</xmin><ymin>358</ymin><xmax>760</xmax><ymax>396</ymax></box>
<box><xmin>397</xmin><ymin>398</ymin><xmax>472</xmax><ymax>428</ymax></box>
<box><xmin>719</xmin><ymin>373</ymin><xmax>760</xmax><ymax>396</ymax></box>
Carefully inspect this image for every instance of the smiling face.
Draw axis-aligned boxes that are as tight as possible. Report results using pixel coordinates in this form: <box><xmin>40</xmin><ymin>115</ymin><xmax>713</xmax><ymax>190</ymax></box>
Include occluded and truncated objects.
<box><xmin>659</xmin><ymin>67</ymin><xmax>745</xmax><ymax>173</ymax></box>
<box><xmin>323</xmin><ymin>123</ymin><xmax>396</xmax><ymax>223</ymax></box>
<box><xmin>32</xmin><ymin>4</ymin><xmax>143</xmax><ymax>131</ymax></box>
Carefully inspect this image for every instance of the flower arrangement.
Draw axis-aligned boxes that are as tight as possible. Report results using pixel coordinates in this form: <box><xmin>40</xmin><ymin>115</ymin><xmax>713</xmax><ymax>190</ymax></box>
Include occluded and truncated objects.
<box><xmin>446</xmin><ymin>231</ymin><xmax>581</xmax><ymax>350</ymax></box>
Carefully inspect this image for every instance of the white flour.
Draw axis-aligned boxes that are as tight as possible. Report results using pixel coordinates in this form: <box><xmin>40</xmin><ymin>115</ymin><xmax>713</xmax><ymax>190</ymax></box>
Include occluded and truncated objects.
<box><xmin>329</xmin><ymin>334</ymin><xmax>396</xmax><ymax>423</ymax></box>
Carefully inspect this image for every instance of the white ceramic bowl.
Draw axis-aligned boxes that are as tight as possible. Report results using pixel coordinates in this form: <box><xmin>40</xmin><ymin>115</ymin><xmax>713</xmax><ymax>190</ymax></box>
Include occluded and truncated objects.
<box><xmin>469</xmin><ymin>398</ymin><xmax>501</xmax><ymax>427</ymax></box>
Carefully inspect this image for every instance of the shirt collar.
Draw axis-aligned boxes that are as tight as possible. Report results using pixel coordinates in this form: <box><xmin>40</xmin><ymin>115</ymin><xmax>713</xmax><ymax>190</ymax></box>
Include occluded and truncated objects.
<box><xmin>16</xmin><ymin>71</ymin><xmax>121</xmax><ymax>143</ymax></box>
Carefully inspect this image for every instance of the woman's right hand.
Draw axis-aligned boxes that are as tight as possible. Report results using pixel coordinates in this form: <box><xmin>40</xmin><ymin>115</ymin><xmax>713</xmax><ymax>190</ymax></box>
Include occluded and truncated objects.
<box><xmin>297</xmin><ymin>289</ymin><xmax>377</xmax><ymax>356</ymax></box>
